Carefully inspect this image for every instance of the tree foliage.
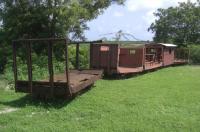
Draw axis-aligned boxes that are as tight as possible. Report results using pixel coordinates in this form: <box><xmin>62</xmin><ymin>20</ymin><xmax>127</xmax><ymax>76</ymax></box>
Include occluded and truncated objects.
<box><xmin>0</xmin><ymin>0</ymin><xmax>124</xmax><ymax>40</ymax></box>
<box><xmin>0</xmin><ymin>0</ymin><xmax>124</xmax><ymax>72</ymax></box>
<box><xmin>148</xmin><ymin>0</ymin><xmax>200</xmax><ymax>45</ymax></box>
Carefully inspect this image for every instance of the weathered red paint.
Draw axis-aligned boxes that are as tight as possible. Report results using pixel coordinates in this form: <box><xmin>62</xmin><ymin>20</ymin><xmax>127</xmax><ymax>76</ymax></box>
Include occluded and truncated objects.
<box><xmin>90</xmin><ymin>43</ymin><xmax>144</xmax><ymax>74</ymax></box>
<box><xmin>90</xmin><ymin>42</ymin><xmax>188</xmax><ymax>75</ymax></box>
<box><xmin>90</xmin><ymin>44</ymin><xmax>119</xmax><ymax>73</ymax></box>
<box><xmin>119</xmin><ymin>48</ymin><xmax>144</xmax><ymax>68</ymax></box>
<box><xmin>163</xmin><ymin>47</ymin><xmax>175</xmax><ymax>66</ymax></box>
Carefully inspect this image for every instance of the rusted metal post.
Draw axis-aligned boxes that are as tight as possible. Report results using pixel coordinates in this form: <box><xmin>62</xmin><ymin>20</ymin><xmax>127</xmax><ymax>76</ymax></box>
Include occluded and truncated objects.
<box><xmin>13</xmin><ymin>41</ymin><xmax>18</xmax><ymax>92</ymax></box>
<box><xmin>99</xmin><ymin>45</ymin><xmax>101</xmax><ymax>69</ymax></box>
<box><xmin>27</xmin><ymin>41</ymin><xmax>33</xmax><ymax>94</ymax></box>
<box><xmin>65</xmin><ymin>39</ymin><xmax>72</xmax><ymax>96</ymax></box>
<box><xmin>48</xmin><ymin>41</ymin><xmax>54</xmax><ymax>98</ymax></box>
<box><xmin>107</xmin><ymin>45</ymin><xmax>111</xmax><ymax>73</ymax></box>
<box><xmin>143</xmin><ymin>47</ymin><xmax>146</xmax><ymax>70</ymax></box>
<box><xmin>76</xmin><ymin>43</ymin><xmax>80</xmax><ymax>70</ymax></box>
<box><xmin>142</xmin><ymin>47</ymin><xmax>145</xmax><ymax>70</ymax></box>
<box><xmin>89</xmin><ymin>44</ymin><xmax>93</xmax><ymax>69</ymax></box>
<box><xmin>162</xmin><ymin>47</ymin><xmax>164</xmax><ymax>66</ymax></box>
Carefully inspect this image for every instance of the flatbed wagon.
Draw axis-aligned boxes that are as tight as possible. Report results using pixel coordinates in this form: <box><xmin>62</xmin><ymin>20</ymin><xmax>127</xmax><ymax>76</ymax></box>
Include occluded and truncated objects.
<box><xmin>13</xmin><ymin>38</ymin><xmax>103</xmax><ymax>98</ymax></box>
<box><xmin>16</xmin><ymin>70</ymin><xmax>102</xmax><ymax>98</ymax></box>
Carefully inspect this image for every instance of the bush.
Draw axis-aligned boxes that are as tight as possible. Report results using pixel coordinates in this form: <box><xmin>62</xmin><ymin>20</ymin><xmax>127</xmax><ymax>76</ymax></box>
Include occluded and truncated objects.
<box><xmin>4</xmin><ymin>55</ymin><xmax>70</xmax><ymax>82</ymax></box>
<box><xmin>68</xmin><ymin>45</ymin><xmax>90</xmax><ymax>69</ymax></box>
<box><xmin>3</xmin><ymin>44</ymin><xmax>90</xmax><ymax>82</ymax></box>
<box><xmin>189</xmin><ymin>45</ymin><xmax>200</xmax><ymax>64</ymax></box>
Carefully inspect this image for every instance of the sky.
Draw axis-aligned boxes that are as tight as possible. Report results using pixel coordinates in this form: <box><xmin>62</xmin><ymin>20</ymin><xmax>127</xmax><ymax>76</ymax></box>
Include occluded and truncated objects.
<box><xmin>85</xmin><ymin>0</ymin><xmax>197</xmax><ymax>41</ymax></box>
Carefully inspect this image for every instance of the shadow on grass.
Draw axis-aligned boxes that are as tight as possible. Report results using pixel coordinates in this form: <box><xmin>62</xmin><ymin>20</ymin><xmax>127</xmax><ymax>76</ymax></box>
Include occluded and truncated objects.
<box><xmin>0</xmin><ymin>85</ymin><xmax>95</xmax><ymax>109</ymax></box>
<box><xmin>0</xmin><ymin>95</ymin><xmax>73</xmax><ymax>109</ymax></box>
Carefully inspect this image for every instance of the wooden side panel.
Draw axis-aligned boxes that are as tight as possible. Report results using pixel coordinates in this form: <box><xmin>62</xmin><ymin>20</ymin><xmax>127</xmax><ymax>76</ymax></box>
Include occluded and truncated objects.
<box><xmin>76</xmin><ymin>43</ymin><xmax>80</xmax><ymax>70</ymax></box>
<box><xmin>16</xmin><ymin>81</ymin><xmax>68</xmax><ymax>97</ymax></box>
<box><xmin>90</xmin><ymin>44</ymin><xmax>119</xmax><ymax>73</ymax></box>
<box><xmin>16</xmin><ymin>69</ymin><xmax>103</xmax><ymax>97</ymax></box>
<box><xmin>119</xmin><ymin>48</ymin><xmax>144</xmax><ymax>68</ymax></box>
<box><xmin>90</xmin><ymin>44</ymin><xmax>100</xmax><ymax>69</ymax></box>
<box><xmin>163</xmin><ymin>48</ymin><xmax>175</xmax><ymax>66</ymax></box>
<box><xmin>110</xmin><ymin>44</ymin><xmax>119</xmax><ymax>69</ymax></box>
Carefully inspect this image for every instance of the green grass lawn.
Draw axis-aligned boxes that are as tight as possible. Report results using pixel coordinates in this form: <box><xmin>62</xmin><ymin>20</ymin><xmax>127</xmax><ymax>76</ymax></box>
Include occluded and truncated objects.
<box><xmin>0</xmin><ymin>66</ymin><xmax>200</xmax><ymax>132</ymax></box>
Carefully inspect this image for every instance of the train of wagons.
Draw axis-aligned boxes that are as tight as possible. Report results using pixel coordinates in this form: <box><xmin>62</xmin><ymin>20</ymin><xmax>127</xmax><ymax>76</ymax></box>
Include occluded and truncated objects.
<box><xmin>90</xmin><ymin>42</ymin><xmax>189</xmax><ymax>75</ymax></box>
<box><xmin>12</xmin><ymin>38</ymin><xmax>189</xmax><ymax>98</ymax></box>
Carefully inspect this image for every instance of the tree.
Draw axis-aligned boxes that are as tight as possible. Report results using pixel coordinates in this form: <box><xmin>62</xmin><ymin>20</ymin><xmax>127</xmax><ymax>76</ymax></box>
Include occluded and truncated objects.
<box><xmin>0</xmin><ymin>0</ymin><xmax>125</xmax><ymax>72</ymax></box>
<box><xmin>148</xmin><ymin>0</ymin><xmax>200</xmax><ymax>46</ymax></box>
<box><xmin>0</xmin><ymin>0</ymin><xmax>124</xmax><ymax>40</ymax></box>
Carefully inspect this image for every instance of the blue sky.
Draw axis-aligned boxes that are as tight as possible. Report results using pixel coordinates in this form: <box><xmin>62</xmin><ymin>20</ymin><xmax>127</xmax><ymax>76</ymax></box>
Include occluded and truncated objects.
<box><xmin>85</xmin><ymin>0</ymin><xmax>197</xmax><ymax>41</ymax></box>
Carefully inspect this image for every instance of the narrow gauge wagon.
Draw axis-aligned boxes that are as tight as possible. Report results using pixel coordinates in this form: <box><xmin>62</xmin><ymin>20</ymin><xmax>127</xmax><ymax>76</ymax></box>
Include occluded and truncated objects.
<box><xmin>90</xmin><ymin>42</ymin><xmax>188</xmax><ymax>75</ymax></box>
<box><xmin>159</xmin><ymin>43</ymin><xmax>177</xmax><ymax>66</ymax></box>
<box><xmin>12</xmin><ymin>39</ymin><xmax>189</xmax><ymax>98</ymax></box>
<box><xmin>90</xmin><ymin>43</ymin><xmax>144</xmax><ymax>74</ymax></box>
<box><xmin>13</xmin><ymin>38</ymin><xmax>103</xmax><ymax>98</ymax></box>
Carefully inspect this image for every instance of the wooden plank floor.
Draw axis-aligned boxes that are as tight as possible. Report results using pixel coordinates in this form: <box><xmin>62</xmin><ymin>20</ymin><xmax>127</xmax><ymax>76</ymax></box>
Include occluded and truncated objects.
<box><xmin>16</xmin><ymin>70</ymin><xmax>103</xmax><ymax>95</ymax></box>
<box><xmin>43</xmin><ymin>70</ymin><xmax>103</xmax><ymax>93</ymax></box>
<box><xmin>145</xmin><ymin>63</ymin><xmax>163</xmax><ymax>70</ymax></box>
<box><xmin>174</xmin><ymin>59</ymin><xmax>188</xmax><ymax>65</ymax></box>
<box><xmin>117</xmin><ymin>67</ymin><xmax>143</xmax><ymax>74</ymax></box>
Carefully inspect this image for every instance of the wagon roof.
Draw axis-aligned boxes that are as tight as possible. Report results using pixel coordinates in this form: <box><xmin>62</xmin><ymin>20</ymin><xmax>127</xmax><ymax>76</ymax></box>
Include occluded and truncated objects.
<box><xmin>95</xmin><ymin>41</ymin><xmax>177</xmax><ymax>48</ymax></box>
<box><xmin>120</xmin><ymin>43</ymin><xmax>145</xmax><ymax>48</ymax></box>
<box><xmin>94</xmin><ymin>41</ymin><xmax>146</xmax><ymax>48</ymax></box>
<box><xmin>158</xmin><ymin>43</ymin><xmax>177</xmax><ymax>47</ymax></box>
<box><xmin>101</xmin><ymin>41</ymin><xmax>146</xmax><ymax>44</ymax></box>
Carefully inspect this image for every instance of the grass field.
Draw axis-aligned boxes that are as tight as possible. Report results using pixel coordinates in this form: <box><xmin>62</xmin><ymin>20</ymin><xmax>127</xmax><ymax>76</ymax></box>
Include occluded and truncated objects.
<box><xmin>0</xmin><ymin>66</ymin><xmax>200</xmax><ymax>131</ymax></box>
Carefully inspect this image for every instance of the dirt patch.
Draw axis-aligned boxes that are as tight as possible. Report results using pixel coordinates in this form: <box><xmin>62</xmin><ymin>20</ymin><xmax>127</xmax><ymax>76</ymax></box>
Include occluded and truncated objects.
<box><xmin>0</xmin><ymin>108</ymin><xmax>18</xmax><ymax>114</ymax></box>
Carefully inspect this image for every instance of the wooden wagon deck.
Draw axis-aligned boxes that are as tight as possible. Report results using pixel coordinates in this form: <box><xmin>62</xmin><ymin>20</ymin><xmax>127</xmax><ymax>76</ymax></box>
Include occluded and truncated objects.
<box><xmin>174</xmin><ymin>59</ymin><xmax>188</xmax><ymax>65</ymax></box>
<box><xmin>145</xmin><ymin>62</ymin><xmax>163</xmax><ymax>70</ymax></box>
<box><xmin>16</xmin><ymin>70</ymin><xmax>103</xmax><ymax>97</ymax></box>
<box><xmin>117</xmin><ymin>67</ymin><xmax>143</xmax><ymax>74</ymax></box>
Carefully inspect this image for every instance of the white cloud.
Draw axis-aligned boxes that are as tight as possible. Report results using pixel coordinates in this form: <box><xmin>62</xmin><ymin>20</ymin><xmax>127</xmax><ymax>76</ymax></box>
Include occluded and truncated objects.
<box><xmin>97</xmin><ymin>26</ymin><xmax>104</xmax><ymax>33</ymax></box>
<box><xmin>142</xmin><ymin>10</ymin><xmax>157</xmax><ymax>25</ymax></box>
<box><xmin>113</xmin><ymin>11</ymin><xmax>124</xmax><ymax>17</ymax></box>
<box><xmin>86</xmin><ymin>0</ymin><xmax>198</xmax><ymax>41</ymax></box>
<box><xmin>127</xmin><ymin>0</ymin><xmax>198</xmax><ymax>27</ymax></box>
<box><xmin>126</xmin><ymin>0</ymin><xmax>198</xmax><ymax>12</ymax></box>
<box><xmin>126</xmin><ymin>0</ymin><xmax>163</xmax><ymax>12</ymax></box>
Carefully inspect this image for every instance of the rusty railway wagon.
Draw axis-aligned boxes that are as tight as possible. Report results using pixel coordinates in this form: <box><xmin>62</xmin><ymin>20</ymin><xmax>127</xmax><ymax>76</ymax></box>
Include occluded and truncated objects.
<box><xmin>12</xmin><ymin>39</ymin><xmax>189</xmax><ymax>98</ymax></box>
<box><xmin>90</xmin><ymin>42</ymin><xmax>189</xmax><ymax>75</ymax></box>
<box><xmin>13</xmin><ymin>38</ymin><xmax>103</xmax><ymax>98</ymax></box>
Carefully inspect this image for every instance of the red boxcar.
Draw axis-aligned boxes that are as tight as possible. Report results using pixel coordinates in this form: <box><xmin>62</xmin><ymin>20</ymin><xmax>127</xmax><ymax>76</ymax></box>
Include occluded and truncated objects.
<box><xmin>159</xmin><ymin>43</ymin><xmax>177</xmax><ymax>66</ymax></box>
<box><xmin>90</xmin><ymin>43</ymin><xmax>144</xmax><ymax>74</ymax></box>
<box><xmin>90</xmin><ymin>42</ymin><xmax>178</xmax><ymax>75</ymax></box>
